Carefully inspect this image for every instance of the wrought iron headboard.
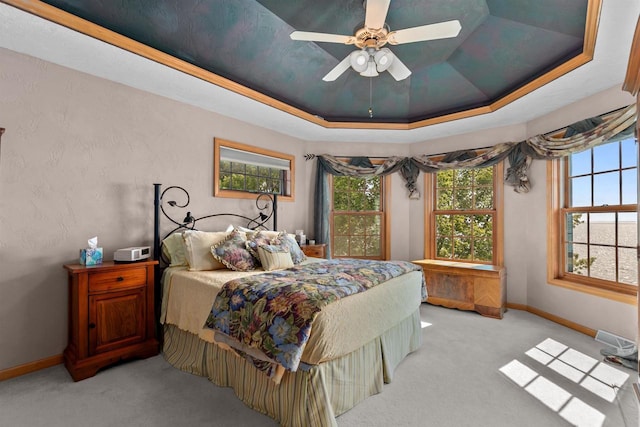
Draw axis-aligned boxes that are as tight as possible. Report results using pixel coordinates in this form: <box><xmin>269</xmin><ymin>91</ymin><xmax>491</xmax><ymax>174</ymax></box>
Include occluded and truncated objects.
<box><xmin>152</xmin><ymin>183</ymin><xmax>277</xmax><ymax>336</ymax></box>
<box><xmin>153</xmin><ymin>184</ymin><xmax>277</xmax><ymax>264</ymax></box>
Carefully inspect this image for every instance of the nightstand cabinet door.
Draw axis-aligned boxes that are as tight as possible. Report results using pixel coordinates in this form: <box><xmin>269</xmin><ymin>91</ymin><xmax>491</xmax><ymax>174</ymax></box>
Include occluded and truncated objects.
<box><xmin>89</xmin><ymin>287</ymin><xmax>146</xmax><ymax>355</ymax></box>
<box><xmin>63</xmin><ymin>260</ymin><xmax>159</xmax><ymax>381</ymax></box>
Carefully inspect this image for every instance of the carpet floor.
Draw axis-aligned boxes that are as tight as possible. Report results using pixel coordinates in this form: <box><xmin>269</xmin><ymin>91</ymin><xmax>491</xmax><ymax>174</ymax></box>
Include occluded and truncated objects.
<box><xmin>1</xmin><ymin>304</ymin><xmax>638</xmax><ymax>427</ymax></box>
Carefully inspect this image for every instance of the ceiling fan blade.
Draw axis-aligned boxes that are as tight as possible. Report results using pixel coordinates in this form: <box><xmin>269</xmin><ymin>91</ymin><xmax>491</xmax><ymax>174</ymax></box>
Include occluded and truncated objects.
<box><xmin>290</xmin><ymin>31</ymin><xmax>354</xmax><ymax>45</ymax></box>
<box><xmin>322</xmin><ymin>55</ymin><xmax>352</xmax><ymax>81</ymax></box>
<box><xmin>388</xmin><ymin>20</ymin><xmax>462</xmax><ymax>45</ymax></box>
<box><xmin>365</xmin><ymin>0</ymin><xmax>391</xmax><ymax>30</ymax></box>
<box><xmin>386</xmin><ymin>54</ymin><xmax>411</xmax><ymax>81</ymax></box>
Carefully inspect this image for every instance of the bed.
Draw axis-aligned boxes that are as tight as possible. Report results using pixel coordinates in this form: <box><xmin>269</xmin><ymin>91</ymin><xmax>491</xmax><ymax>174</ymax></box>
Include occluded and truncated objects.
<box><xmin>153</xmin><ymin>184</ymin><xmax>426</xmax><ymax>427</ymax></box>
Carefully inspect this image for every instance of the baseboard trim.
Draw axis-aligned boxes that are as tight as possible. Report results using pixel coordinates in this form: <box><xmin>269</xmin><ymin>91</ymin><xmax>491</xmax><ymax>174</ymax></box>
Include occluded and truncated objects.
<box><xmin>506</xmin><ymin>302</ymin><xmax>597</xmax><ymax>338</ymax></box>
<box><xmin>0</xmin><ymin>354</ymin><xmax>63</xmax><ymax>382</ymax></box>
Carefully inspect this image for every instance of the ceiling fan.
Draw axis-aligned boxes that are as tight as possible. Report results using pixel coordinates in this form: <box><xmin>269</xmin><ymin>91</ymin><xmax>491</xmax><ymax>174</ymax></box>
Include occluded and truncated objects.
<box><xmin>290</xmin><ymin>0</ymin><xmax>461</xmax><ymax>82</ymax></box>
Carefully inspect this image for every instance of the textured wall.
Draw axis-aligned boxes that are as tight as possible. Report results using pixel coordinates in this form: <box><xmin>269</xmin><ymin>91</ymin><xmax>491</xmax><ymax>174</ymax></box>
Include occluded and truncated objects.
<box><xmin>0</xmin><ymin>47</ymin><xmax>308</xmax><ymax>370</ymax></box>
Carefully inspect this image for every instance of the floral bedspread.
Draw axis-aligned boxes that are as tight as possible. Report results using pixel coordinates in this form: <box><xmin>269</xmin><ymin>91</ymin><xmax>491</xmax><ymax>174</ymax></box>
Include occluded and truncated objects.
<box><xmin>203</xmin><ymin>259</ymin><xmax>424</xmax><ymax>378</ymax></box>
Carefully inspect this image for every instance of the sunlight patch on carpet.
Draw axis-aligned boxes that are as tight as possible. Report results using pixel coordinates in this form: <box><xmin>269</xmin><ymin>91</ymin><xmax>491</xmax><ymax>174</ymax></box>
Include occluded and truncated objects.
<box><xmin>420</xmin><ymin>321</ymin><xmax>432</xmax><ymax>329</ymax></box>
<box><xmin>498</xmin><ymin>337</ymin><xmax>631</xmax><ymax>427</ymax></box>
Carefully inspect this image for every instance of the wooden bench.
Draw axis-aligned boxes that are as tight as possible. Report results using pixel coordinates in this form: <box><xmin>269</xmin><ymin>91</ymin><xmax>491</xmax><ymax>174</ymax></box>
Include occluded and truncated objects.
<box><xmin>413</xmin><ymin>259</ymin><xmax>506</xmax><ymax>319</ymax></box>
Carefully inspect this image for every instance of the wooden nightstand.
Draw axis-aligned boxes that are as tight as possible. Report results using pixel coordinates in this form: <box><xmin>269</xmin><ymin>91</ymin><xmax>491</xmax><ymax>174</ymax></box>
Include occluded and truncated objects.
<box><xmin>301</xmin><ymin>244</ymin><xmax>326</xmax><ymax>259</ymax></box>
<box><xmin>63</xmin><ymin>260</ymin><xmax>159</xmax><ymax>381</ymax></box>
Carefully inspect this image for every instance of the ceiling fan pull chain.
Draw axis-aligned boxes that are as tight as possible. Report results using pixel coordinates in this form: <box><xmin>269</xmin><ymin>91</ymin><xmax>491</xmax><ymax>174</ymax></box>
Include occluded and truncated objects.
<box><xmin>369</xmin><ymin>77</ymin><xmax>373</xmax><ymax>118</ymax></box>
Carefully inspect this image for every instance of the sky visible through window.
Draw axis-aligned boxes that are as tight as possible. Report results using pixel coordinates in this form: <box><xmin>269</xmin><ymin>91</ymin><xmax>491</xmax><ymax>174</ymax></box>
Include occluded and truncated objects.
<box><xmin>570</xmin><ymin>138</ymin><xmax>637</xmax><ymax>221</ymax></box>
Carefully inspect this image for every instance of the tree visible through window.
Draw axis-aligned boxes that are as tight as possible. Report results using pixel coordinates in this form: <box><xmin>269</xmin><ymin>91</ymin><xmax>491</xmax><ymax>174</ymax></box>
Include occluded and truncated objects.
<box><xmin>331</xmin><ymin>175</ymin><xmax>386</xmax><ymax>259</ymax></box>
<box><xmin>433</xmin><ymin>167</ymin><xmax>496</xmax><ymax>262</ymax></box>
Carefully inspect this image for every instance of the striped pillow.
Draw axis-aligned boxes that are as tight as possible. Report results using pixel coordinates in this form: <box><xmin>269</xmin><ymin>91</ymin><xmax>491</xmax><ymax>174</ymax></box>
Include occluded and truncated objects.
<box><xmin>257</xmin><ymin>244</ymin><xmax>294</xmax><ymax>271</ymax></box>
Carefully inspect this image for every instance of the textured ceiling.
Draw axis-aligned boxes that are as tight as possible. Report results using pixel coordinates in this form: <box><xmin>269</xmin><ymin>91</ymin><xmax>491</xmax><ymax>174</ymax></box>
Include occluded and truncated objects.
<box><xmin>36</xmin><ymin>0</ymin><xmax>589</xmax><ymax>124</ymax></box>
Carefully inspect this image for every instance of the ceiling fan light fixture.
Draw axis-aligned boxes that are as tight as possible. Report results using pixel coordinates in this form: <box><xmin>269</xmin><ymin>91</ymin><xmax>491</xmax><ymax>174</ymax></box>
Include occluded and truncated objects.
<box><xmin>350</xmin><ymin>50</ymin><xmax>369</xmax><ymax>72</ymax></box>
<box><xmin>374</xmin><ymin>48</ymin><xmax>393</xmax><ymax>71</ymax></box>
<box><xmin>360</xmin><ymin>59</ymin><xmax>379</xmax><ymax>77</ymax></box>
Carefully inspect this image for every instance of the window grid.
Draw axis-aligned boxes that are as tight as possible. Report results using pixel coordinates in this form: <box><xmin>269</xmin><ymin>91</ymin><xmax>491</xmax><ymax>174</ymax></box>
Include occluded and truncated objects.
<box><xmin>219</xmin><ymin>160</ymin><xmax>287</xmax><ymax>195</ymax></box>
<box><xmin>433</xmin><ymin>168</ymin><xmax>496</xmax><ymax>263</ymax></box>
<box><xmin>560</xmin><ymin>137</ymin><xmax>638</xmax><ymax>293</ymax></box>
<box><xmin>331</xmin><ymin>175</ymin><xmax>385</xmax><ymax>259</ymax></box>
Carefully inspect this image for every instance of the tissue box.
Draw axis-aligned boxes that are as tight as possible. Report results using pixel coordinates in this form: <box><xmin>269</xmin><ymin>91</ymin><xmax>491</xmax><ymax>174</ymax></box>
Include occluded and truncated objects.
<box><xmin>80</xmin><ymin>248</ymin><xmax>103</xmax><ymax>266</ymax></box>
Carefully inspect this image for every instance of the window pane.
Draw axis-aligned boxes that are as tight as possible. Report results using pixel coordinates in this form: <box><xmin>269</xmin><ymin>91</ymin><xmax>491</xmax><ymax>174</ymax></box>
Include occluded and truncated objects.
<box><xmin>566</xmin><ymin>212</ymin><xmax>587</xmax><ymax>243</ymax></box>
<box><xmin>618</xmin><ymin>247</ymin><xmax>638</xmax><ymax>285</ymax></box>
<box><xmin>589</xmin><ymin>246</ymin><xmax>616</xmax><ymax>282</ymax></box>
<box><xmin>436</xmin><ymin>237</ymin><xmax>452</xmax><ymax>258</ymax></box>
<box><xmin>220</xmin><ymin>172</ymin><xmax>231</xmax><ymax>189</ymax></box>
<box><xmin>454</xmin><ymin>188</ymin><xmax>473</xmax><ymax>209</ymax></box>
<box><xmin>220</xmin><ymin>160</ymin><xmax>231</xmax><ymax>172</ymax></box>
<box><xmin>246</xmin><ymin>164</ymin><xmax>258</xmax><ymax>175</ymax></box>
<box><xmin>474</xmin><ymin>238</ymin><xmax>492</xmax><ymax>262</ymax></box>
<box><xmin>455</xmin><ymin>169</ymin><xmax>473</xmax><ymax>186</ymax></box>
<box><xmin>437</xmin><ymin>188</ymin><xmax>453</xmax><ymax>210</ymax></box>
<box><xmin>231</xmin><ymin>174</ymin><xmax>245</xmax><ymax>190</ymax></box>
<box><xmin>453</xmin><ymin>238</ymin><xmax>471</xmax><ymax>260</ymax></box>
<box><xmin>365</xmin><ymin>215</ymin><xmax>381</xmax><ymax>235</ymax></box>
<box><xmin>476</xmin><ymin>167</ymin><xmax>493</xmax><ymax>185</ymax></box>
<box><xmin>593</xmin><ymin>142</ymin><xmax>619</xmax><ymax>173</ymax></box>
<box><xmin>453</xmin><ymin>215</ymin><xmax>471</xmax><ymax>236</ymax></box>
<box><xmin>618</xmin><ymin>212</ymin><xmax>637</xmax><ymax>248</ymax></box>
<box><xmin>366</xmin><ymin>236</ymin><xmax>381</xmax><ymax>256</ymax></box>
<box><xmin>621</xmin><ymin>138</ymin><xmax>637</xmax><ymax>168</ymax></box>
<box><xmin>231</xmin><ymin>162</ymin><xmax>245</xmax><ymax>173</ymax></box>
<box><xmin>350</xmin><ymin>236</ymin><xmax>365</xmax><ymax>256</ymax></box>
<box><xmin>333</xmin><ymin>236</ymin><xmax>349</xmax><ymax>257</ymax></box>
<box><xmin>334</xmin><ymin>215</ymin><xmax>349</xmax><ymax>235</ymax></box>
<box><xmin>622</xmin><ymin>169</ymin><xmax>637</xmax><ymax>205</ymax></box>
<box><xmin>435</xmin><ymin>214</ymin><xmax>452</xmax><ymax>236</ymax></box>
<box><xmin>475</xmin><ymin>187</ymin><xmax>493</xmax><ymax>209</ymax></box>
<box><xmin>473</xmin><ymin>214</ymin><xmax>493</xmax><ymax>238</ymax></box>
<box><xmin>566</xmin><ymin>243</ymin><xmax>589</xmax><ymax>274</ymax></box>
<box><xmin>350</xmin><ymin>215</ymin><xmax>366</xmax><ymax>235</ymax></box>
<box><xmin>569</xmin><ymin>150</ymin><xmax>591</xmax><ymax>176</ymax></box>
<box><xmin>570</xmin><ymin>176</ymin><xmax>591</xmax><ymax>207</ymax></box>
<box><xmin>437</xmin><ymin>170</ymin><xmax>454</xmax><ymax>188</ymax></box>
<box><xmin>593</xmin><ymin>172</ymin><xmax>619</xmax><ymax>206</ymax></box>
<box><xmin>589</xmin><ymin>213</ymin><xmax>615</xmax><ymax>246</ymax></box>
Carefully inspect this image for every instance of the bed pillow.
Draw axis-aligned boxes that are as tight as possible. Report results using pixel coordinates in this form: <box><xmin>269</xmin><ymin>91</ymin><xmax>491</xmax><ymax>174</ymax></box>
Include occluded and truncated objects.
<box><xmin>211</xmin><ymin>229</ymin><xmax>258</xmax><ymax>271</ymax></box>
<box><xmin>245</xmin><ymin>230</ymin><xmax>278</xmax><ymax>259</ymax></box>
<box><xmin>161</xmin><ymin>232</ymin><xmax>188</xmax><ymax>267</ymax></box>
<box><xmin>225</xmin><ymin>224</ymin><xmax>253</xmax><ymax>233</ymax></box>
<box><xmin>256</xmin><ymin>244</ymin><xmax>294</xmax><ymax>271</ymax></box>
<box><xmin>272</xmin><ymin>231</ymin><xmax>307</xmax><ymax>264</ymax></box>
<box><xmin>182</xmin><ymin>230</ymin><xmax>228</xmax><ymax>271</ymax></box>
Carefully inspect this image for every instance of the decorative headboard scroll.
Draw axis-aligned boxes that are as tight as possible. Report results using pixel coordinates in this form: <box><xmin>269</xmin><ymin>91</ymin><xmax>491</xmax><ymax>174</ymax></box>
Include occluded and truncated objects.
<box><xmin>152</xmin><ymin>183</ymin><xmax>278</xmax><ymax>264</ymax></box>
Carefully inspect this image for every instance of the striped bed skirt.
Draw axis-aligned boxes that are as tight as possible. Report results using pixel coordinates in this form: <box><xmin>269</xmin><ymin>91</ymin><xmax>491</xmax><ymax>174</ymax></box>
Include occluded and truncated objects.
<box><xmin>162</xmin><ymin>308</ymin><xmax>422</xmax><ymax>427</ymax></box>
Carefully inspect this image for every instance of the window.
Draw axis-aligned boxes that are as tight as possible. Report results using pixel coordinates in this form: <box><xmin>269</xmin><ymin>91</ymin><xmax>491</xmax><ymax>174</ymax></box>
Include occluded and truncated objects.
<box><xmin>425</xmin><ymin>163</ymin><xmax>503</xmax><ymax>265</ymax></box>
<box><xmin>330</xmin><ymin>174</ymin><xmax>390</xmax><ymax>259</ymax></box>
<box><xmin>549</xmin><ymin>136</ymin><xmax>637</xmax><ymax>300</ymax></box>
<box><xmin>214</xmin><ymin>138</ymin><xmax>294</xmax><ymax>201</ymax></box>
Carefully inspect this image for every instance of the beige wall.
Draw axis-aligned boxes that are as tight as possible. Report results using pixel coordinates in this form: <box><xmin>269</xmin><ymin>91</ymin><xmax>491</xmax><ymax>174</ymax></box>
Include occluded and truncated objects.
<box><xmin>0</xmin><ymin>48</ymin><xmax>310</xmax><ymax>370</ymax></box>
<box><xmin>0</xmin><ymin>46</ymin><xmax>637</xmax><ymax>371</ymax></box>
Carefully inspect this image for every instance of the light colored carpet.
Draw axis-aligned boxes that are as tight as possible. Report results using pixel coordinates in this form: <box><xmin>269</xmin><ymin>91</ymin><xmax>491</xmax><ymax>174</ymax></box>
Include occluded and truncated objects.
<box><xmin>1</xmin><ymin>304</ymin><xmax>637</xmax><ymax>427</ymax></box>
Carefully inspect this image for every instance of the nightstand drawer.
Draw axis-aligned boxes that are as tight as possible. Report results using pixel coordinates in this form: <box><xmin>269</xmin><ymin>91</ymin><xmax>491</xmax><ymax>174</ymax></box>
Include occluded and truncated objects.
<box><xmin>301</xmin><ymin>244</ymin><xmax>326</xmax><ymax>258</ymax></box>
<box><xmin>89</xmin><ymin>267</ymin><xmax>147</xmax><ymax>292</ymax></box>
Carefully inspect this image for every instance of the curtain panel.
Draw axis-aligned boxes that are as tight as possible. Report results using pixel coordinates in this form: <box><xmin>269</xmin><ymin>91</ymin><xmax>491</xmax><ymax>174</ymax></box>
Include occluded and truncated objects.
<box><xmin>311</xmin><ymin>104</ymin><xmax>636</xmax><ymax>248</ymax></box>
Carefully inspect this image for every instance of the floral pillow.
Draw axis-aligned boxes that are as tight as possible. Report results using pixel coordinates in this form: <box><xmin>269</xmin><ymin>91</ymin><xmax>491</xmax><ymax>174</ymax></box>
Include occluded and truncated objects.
<box><xmin>245</xmin><ymin>230</ymin><xmax>276</xmax><ymax>260</ymax></box>
<box><xmin>211</xmin><ymin>229</ymin><xmax>258</xmax><ymax>271</ymax></box>
<box><xmin>256</xmin><ymin>244</ymin><xmax>294</xmax><ymax>271</ymax></box>
<box><xmin>272</xmin><ymin>231</ymin><xmax>306</xmax><ymax>264</ymax></box>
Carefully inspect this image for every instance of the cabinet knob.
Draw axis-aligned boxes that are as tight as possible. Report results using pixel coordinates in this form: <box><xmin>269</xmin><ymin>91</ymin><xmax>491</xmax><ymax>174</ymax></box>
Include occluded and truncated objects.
<box><xmin>116</xmin><ymin>276</ymin><xmax>124</xmax><ymax>282</ymax></box>
<box><xmin>89</xmin><ymin>323</ymin><xmax>96</xmax><ymax>329</ymax></box>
